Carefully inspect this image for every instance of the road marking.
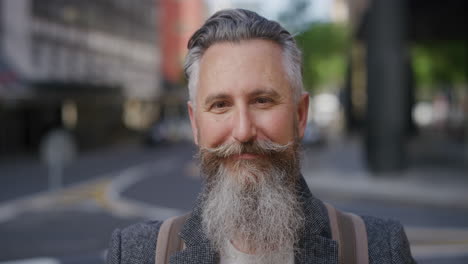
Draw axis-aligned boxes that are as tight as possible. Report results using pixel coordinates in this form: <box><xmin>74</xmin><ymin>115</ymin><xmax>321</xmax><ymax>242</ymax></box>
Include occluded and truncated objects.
<box><xmin>0</xmin><ymin>250</ymin><xmax>107</xmax><ymax>264</ymax></box>
<box><xmin>411</xmin><ymin>244</ymin><xmax>468</xmax><ymax>258</ymax></box>
<box><xmin>406</xmin><ymin>226</ymin><xmax>468</xmax><ymax>258</ymax></box>
<box><xmin>103</xmin><ymin>162</ymin><xmax>183</xmax><ymax>220</ymax></box>
<box><xmin>304</xmin><ymin>171</ymin><xmax>468</xmax><ymax>209</ymax></box>
<box><xmin>0</xmin><ymin>177</ymin><xmax>112</xmax><ymax>223</ymax></box>
<box><xmin>406</xmin><ymin>227</ymin><xmax>468</xmax><ymax>244</ymax></box>
<box><xmin>0</xmin><ymin>258</ymin><xmax>60</xmax><ymax>264</ymax></box>
<box><xmin>0</xmin><ymin>159</ymin><xmax>183</xmax><ymax>223</ymax></box>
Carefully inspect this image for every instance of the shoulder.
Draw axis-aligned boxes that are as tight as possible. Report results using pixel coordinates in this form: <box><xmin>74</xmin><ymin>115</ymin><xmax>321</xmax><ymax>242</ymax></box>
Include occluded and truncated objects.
<box><xmin>362</xmin><ymin>215</ymin><xmax>416</xmax><ymax>264</ymax></box>
<box><xmin>107</xmin><ymin>220</ymin><xmax>162</xmax><ymax>264</ymax></box>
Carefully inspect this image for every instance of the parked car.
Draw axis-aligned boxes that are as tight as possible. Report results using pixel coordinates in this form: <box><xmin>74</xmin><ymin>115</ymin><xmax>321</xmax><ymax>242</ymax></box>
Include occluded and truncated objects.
<box><xmin>145</xmin><ymin>118</ymin><xmax>192</xmax><ymax>146</ymax></box>
<box><xmin>302</xmin><ymin>121</ymin><xmax>326</xmax><ymax>147</ymax></box>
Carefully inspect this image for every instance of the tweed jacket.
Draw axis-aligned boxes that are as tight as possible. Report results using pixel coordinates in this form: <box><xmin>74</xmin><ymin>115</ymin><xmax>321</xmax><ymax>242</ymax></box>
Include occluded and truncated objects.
<box><xmin>107</xmin><ymin>177</ymin><xmax>416</xmax><ymax>264</ymax></box>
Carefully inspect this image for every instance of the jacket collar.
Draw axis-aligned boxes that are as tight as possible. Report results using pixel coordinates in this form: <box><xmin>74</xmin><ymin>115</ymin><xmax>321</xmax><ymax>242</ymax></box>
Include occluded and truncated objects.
<box><xmin>169</xmin><ymin>176</ymin><xmax>338</xmax><ymax>264</ymax></box>
<box><xmin>169</xmin><ymin>204</ymin><xmax>219</xmax><ymax>264</ymax></box>
<box><xmin>294</xmin><ymin>176</ymin><xmax>338</xmax><ymax>264</ymax></box>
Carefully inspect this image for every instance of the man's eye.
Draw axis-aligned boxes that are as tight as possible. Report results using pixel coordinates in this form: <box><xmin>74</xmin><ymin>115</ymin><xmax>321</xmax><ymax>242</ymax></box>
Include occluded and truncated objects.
<box><xmin>214</xmin><ymin>102</ymin><xmax>226</xmax><ymax>108</ymax></box>
<box><xmin>211</xmin><ymin>101</ymin><xmax>229</xmax><ymax>110</ymax></box>
<box><xmin>255</xmin><ymin>97</ymin><xmax>273</xmax><ymax>104</ymax></box>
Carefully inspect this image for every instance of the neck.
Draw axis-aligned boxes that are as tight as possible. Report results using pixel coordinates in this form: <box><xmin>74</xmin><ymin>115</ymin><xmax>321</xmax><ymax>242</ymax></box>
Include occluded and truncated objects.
<box><xmin>231</xmin><ymin>238</ymin><xmax>256</xmax><ymax>254</ymax></box>
<box><xmin>230</xmin><ymin>236</ymin><xmax>280</xmax><ymax>255</ymax></box>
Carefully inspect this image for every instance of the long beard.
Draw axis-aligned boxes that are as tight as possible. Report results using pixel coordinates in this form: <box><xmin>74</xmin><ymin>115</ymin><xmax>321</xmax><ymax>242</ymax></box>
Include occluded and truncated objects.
<box><xmin>198</xmin><ymin>139</ymin><xmax>305</xmax><ymax>259</ymax></box>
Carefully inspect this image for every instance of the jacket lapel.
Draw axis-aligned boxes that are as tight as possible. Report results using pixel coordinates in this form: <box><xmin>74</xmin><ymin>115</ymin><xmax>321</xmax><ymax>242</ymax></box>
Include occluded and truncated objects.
<box><xmin>295</xmin><ymin>177</ymin><xmax>339</xmax><ymax>264</ymax></box>
<box><xmin>295</xmin><ymin>235</ymin><xmax>338</xmax><ymax>264</ymax></box>
<box><xmin>169</xmin><ymin>176</ymin><xmax>338</xmax><ymax>264</ymax></box>
<box><xmin>169</xmin><ymin>205</ymin><xmax>218</xmax><ymax>264</ymax></box>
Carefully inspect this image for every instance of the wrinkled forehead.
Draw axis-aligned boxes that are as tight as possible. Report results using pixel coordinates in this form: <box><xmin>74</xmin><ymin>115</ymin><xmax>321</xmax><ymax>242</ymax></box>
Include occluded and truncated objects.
<box><xmin>195</xmin><ymin>40</ymin><xmax>292</xmax><ymax>102</ymax></box>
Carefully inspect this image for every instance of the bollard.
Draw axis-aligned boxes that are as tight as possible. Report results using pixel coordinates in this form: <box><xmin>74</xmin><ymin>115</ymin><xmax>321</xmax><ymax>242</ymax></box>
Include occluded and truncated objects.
<box><xmin>39</xmin><ymin>129</ymin><xmax>77</xmax><ymax>191</ymax></box>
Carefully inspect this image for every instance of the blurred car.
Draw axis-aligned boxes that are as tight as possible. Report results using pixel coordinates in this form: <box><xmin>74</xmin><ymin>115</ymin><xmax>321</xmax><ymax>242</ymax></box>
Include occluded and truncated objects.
<box><xmin>302</xmin><ymin>121</ymin><xmax>326</xmax><ymax>147</ymax></box>
<box><xmin>145</xmin><ymin>118</ymin><xmax>192</xmax><ymax>146</ymax></box>
<box><xmin>311</xmin><ymin>93</ymin><xmax>340</xmax><ymax>128</ymax></box>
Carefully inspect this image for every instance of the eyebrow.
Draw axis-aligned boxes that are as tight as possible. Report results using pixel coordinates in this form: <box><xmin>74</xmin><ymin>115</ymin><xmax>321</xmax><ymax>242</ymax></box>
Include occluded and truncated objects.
<box><xmin>203</xmin><ymin>88</ymin><xmax>282</xmax><ymax>107</ymax></box>
<box><xmin>249</xmin><ymin>88</ymin><xmax>281</xmax><ymax>100</ymax></box>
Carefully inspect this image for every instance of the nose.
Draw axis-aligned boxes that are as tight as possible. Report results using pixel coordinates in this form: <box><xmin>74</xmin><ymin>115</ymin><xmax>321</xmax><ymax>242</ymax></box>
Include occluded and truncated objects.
<box><xmin>232</xmin><ymin>107</ymin><xmax>257</xmax><ymax>143</ymax></box>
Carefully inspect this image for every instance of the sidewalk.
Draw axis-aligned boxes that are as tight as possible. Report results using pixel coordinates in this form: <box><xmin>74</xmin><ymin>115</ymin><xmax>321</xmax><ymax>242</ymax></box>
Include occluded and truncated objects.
<box><xmin>302</xmin><ymin>135</ymin><xmax>468</xmax><ymax>208</ymax></box>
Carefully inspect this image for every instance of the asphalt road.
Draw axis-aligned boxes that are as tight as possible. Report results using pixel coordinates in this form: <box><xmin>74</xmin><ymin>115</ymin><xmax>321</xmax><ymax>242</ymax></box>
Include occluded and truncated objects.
<box><xmin>0</xmin><ymin>142</ymin><xmax>467</xmax><ymax>263</ymax></box>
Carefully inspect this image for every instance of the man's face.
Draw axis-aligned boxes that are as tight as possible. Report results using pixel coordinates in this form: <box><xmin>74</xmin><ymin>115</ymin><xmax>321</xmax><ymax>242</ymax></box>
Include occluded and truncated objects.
<box><xmin>188</xmin><ymin>39</ymin><xmax>308</xmax><ymax>256</ymax></box>
<box><xmin>188</xmin><ymin>39</ymin><xmax>309</xmax><ymax>152</ymax></box>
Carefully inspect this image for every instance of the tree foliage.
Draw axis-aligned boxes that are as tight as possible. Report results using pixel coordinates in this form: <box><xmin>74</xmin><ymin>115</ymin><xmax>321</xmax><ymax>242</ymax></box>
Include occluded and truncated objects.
<box><xmin>295</xmin><ymin>23</ymin><xmax>350</xmax><ymax>92</ymax></box>
<box><xmin>412</xmin><ymin>40</ymin><xmax>467</xmax><ymax>90</ymax></box>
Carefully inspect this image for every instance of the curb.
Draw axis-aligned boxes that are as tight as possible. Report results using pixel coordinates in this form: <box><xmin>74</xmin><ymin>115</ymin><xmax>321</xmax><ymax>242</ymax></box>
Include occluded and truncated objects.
<box><xmin>305</xmin><ymin>171</ymin><xmax>468</xmax><ymax>209</ymax></box>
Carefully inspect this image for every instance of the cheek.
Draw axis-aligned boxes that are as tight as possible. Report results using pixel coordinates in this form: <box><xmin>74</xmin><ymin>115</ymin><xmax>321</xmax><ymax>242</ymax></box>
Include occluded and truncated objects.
<box><xmin>197</xmin><ymin>115</ymin><xmax>232</xmax><ymax>147</ymax></box>
<box><xmin>256</xmin><ymin>108</ymin><xmax>296</xmax><ymax>144</ymax></box>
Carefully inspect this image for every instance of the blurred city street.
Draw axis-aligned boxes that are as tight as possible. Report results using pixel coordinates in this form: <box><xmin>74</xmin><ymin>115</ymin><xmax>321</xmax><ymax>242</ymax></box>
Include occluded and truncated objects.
<box><xmin>1</xmin><ymin>0</ymin><xmax>467</xmax><ymax>263</ymax></box>
<box><xmin>1</xmin><ymin>137</ymin><xmax>467</xmax><ymax>264</ymax></box>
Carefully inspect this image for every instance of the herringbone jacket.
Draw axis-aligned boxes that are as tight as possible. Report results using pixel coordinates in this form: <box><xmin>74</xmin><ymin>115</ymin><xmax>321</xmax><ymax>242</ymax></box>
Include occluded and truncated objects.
<box><xmin>107</xmin><ymin>177</ymin><xmax>416</xmax><ymax>264</ymax></box>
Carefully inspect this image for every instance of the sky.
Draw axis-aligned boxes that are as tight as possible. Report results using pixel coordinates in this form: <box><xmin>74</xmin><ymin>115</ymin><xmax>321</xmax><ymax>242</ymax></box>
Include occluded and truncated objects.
<box><xmin>205</xmin><ymin>0</ymin><xmax>332</xmax><ymax>22</ymax></box>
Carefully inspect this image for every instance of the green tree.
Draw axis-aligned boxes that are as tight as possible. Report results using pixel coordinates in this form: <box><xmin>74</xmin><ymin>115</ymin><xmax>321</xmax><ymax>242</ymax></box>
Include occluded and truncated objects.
<box><xmin>295</xmin><ymin>23</ymin><xmax>350</xmax><ymax>92</ymax></box>
<box><xmin>412</xmin><ymin>40</ymin><xmax>467</xmax><ymax>91</ymax></box>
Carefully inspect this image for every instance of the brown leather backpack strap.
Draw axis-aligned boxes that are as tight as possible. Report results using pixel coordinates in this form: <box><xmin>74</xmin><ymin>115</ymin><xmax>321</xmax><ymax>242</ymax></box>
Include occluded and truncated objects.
<box><xmin>336</xmin><ymin>209</ymin><xmax>357</xmax><ymax>264</ymax></box>
<box><xmin>324</xmin><ymin>202</ymin><xmax>340</xmax><ymax>242</ymax></box>
<box><xmin>324</xmin><ymin>202</ymin><xmax>369</xmax><ymax>264</ymax></box>
<box><xmin>155</xmin><ymin>213</ymin><xmax>190</xmax><ymax>264</ymax></box>
<box><xmin>348</xmin><ymin>212</ymin><xmax>369</xmax><ymax>264</ymax></box>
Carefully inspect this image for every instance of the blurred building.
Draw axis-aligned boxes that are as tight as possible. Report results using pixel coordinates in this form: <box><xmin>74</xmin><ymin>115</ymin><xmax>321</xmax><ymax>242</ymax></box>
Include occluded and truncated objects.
<box><xmin>160</xmin><ymin>0</ymin><xmax>204</xmax><ymax>85</ymax></box>
<box><xmin>0</xmin><ymin>0</ymin><xmax>159</xmax><ymax>155</ymax></box>
<box><xmin>158</xmin><ymin>0</ymin><xmax>204</xmax><ymax>124</ymax></box>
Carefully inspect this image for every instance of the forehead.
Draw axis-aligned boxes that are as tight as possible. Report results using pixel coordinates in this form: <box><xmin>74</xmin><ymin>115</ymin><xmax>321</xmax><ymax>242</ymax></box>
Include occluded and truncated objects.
<box><xmin>196</xmin><ymin>39</ymin><xmax>291</xmax><ymax>103</ymax></box>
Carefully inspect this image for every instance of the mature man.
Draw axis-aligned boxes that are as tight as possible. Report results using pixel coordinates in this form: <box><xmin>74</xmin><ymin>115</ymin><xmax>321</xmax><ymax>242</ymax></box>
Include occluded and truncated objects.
<box><xmin>107</xmin><ymin>9</ymin><xmax>415</xmax><ymax>264</ymax></box>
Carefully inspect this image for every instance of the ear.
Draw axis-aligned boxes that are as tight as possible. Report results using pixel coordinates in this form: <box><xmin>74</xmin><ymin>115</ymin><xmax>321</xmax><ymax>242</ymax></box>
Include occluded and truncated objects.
<box><xmin>187</xmin><ymin>101</ymin><xmax>199</xmax><ymax>145</ymax></box>
<box><xmin>296</xmin><ymin>93</ymin><xmax>309</xmax><ymax>139</ymax></box>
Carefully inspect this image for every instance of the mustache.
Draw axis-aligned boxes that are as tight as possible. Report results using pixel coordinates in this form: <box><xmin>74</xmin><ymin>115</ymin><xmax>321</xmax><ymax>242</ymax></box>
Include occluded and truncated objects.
<box><xmin>200</xmin><ymin>139</ymin><xmax>293</xmax><ymax>158</ymax></box>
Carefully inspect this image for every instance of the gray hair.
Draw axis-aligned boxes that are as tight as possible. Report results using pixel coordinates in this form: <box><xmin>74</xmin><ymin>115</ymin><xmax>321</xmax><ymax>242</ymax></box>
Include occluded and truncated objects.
<box><xmin>184</xmin><ymin>9</ymin><xmax>304</xmax><ymax>107</ymax></box>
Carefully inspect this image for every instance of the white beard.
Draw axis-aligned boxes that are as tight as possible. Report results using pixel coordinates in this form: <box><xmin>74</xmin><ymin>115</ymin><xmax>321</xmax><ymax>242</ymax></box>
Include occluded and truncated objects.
<box><xmin>199</xmin><ymin>140</ymin><xmax>304</xmax><ymax>262</ymax></box>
